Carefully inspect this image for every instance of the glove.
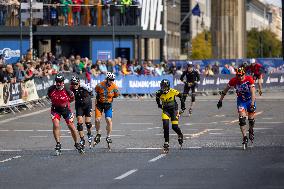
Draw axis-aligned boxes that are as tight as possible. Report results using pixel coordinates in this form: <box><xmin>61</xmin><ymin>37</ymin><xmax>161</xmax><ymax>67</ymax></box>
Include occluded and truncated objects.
<box><xmin>249</xmin><ymin>104</ymin><xmax>256</xmax><ymax>112</ymax></box>
<box><xmin>217</xmin><ymin>100</ymin><xmax>222</xmax><ymax>109</ymax></box>
<box><xmin>158</xmin><ymin>104</ymin><xmax>162</xmax><ymax>109</ymax></box>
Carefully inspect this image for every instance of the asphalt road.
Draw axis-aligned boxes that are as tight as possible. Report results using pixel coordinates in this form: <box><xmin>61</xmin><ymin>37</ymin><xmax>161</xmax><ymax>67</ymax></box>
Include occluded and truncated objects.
<box><xmin>0</xmin><ymin>93</ymin><xmax>284</xmax><ymax>189</ymax></box>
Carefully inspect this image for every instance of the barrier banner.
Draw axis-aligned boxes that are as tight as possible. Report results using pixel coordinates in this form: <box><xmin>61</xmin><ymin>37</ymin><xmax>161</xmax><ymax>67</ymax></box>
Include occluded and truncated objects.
<box><xmin>22</xmin><ymin>80</ymin><xmax>40</xmax><ymax>102</ymax></box>
<box><xmin>34</xmin><ymin>76</ymin><xmax>55</xmax><ymax>98</ymax></box>
<box><xmin>174</xmin><ymin>73</ymin><xmax>284</xmax><ymax>92</ymax></box>
<box><xmin>0</xmin><ymin>82</ymin><xmax>24</xmax><ymax>106</ymax></box>
<box><xmin>90</xmin><ymin>75</ymin><xmax>173</xmax><ymax>94</ymax></box>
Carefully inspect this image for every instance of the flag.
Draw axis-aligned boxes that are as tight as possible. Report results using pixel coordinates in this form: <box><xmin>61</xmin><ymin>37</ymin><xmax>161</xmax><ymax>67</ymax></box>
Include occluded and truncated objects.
<box><xmin>192</xmin><ymin>3</ymin><xmax>201</xmax><ymax>17</ymax></box>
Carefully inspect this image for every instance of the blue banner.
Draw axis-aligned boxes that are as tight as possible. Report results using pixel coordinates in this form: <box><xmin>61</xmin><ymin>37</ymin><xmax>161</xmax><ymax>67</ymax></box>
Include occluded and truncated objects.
<box><xmin>0</xmin><ymin>39</ymin><xmax>29</xmax><ymax>64</ymax></box>
<box><xmin>90</xmin><ymin>75</ymin><xmax>173</xmax><ymax>94</ymax></box>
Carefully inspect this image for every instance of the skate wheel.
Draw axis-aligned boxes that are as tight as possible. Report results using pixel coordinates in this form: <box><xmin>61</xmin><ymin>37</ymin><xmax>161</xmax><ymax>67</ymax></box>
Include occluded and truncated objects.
<box><xmin>55</xmin><ymin>151</ymin><xmax>61</xmax><ymax>156</ymax></box>
<box><xmin>242</xmin><ymin>144</ymin><xmax>247</xmax><ymax>150</ymax></box>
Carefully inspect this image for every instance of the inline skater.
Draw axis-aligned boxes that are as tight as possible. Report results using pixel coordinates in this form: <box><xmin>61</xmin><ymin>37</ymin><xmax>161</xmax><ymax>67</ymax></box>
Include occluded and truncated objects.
<box><xmin>246</xmin><ymin>58</ymin><xmax>264</xmax><ymax>96</ymax></box>
<box><xmin>156</xmin><ymin>79</ymin><xmax>186</xmax><ymax>153</ymax></box>
<box><xmin>70</xmin><ymin>76</ymin><xmax>93</xmax><ymax>149</ymax></box>
<box><xmin>180</xmin><ymin>61</ymin><xmax>200</xmax><ymax>116</ymax></box>
<box><xmin>93</xmin><ymin>72</ymin><xmax>119</xmax><ymax>150</ymax></box>
<box><xmin>47</xmin><ymin>73</ymin><xmax>84</xmax><ymax>155</ymax></box>
<box><xmin>217</xmin><ymin>67</ymin><xmax>256</xmax><ymax>150</ymax></box>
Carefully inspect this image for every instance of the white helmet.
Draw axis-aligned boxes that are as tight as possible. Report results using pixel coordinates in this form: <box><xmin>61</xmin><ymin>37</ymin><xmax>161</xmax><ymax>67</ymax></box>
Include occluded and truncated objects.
<box><xmin>106</xmin><ymin>72</ymin><xmax>115</xmax><ymax>80</ymax></box>
<box><xmin>250</xmin><ymin>58</ymin><xmax>256</xmax><ymax>64</ymax></box>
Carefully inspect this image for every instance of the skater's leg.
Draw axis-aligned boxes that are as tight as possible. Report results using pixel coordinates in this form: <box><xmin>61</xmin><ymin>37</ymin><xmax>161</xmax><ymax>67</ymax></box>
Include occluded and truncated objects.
<box><xmin>85</xmin><ymin>116</ymin><xmax>92</xmax><ymax>135</ymax></box>
<box><xmin>77</xmin><ymin>116</ymin><xmax>84</xmax><ymax>139</ymax></box>
<box><xmin>52</xmin><ymin>119</ymin><xmax>61</xmax><ymax>143</ymax></box>
<box><xmin>163</xmin><ymin>119</ymin><xmax>170</xmax><ymax>143</ymax></box>
<box><xmin>106</xmin><ymin>117</ymin><xmax>112</xmax><ymax>137</ymax></box>
<box><xmin>248</xmin><ymin>112</ymin><xmax>255</xmax><ymax>142</ymax></box>
<box><xmin>67</xmin><ymin>121</ymin><xmax>79</xmax><ymax>144</ymax></box>
<box><xmin>239</xmin><ymin>112</ymin><xmax>247</xmax><ymax>139</ymax></box>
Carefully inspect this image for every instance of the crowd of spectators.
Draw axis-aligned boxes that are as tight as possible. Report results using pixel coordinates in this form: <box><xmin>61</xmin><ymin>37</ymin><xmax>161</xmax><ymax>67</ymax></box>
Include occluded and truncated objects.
<box><xmin>1</xmin><ymin>50</ymin><xmax>284</xmax><ymax>84</ymax></box>
<box><xmin>0</xmin><ymin>0</ymin><xmax>141</xmax><ymax>27</ymax></box>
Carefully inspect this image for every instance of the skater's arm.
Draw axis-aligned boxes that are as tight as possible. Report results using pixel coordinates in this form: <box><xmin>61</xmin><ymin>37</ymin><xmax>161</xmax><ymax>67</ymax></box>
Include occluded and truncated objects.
<box><xmin>155</xmin><ymin>91</ymin><xmax>162</xmax><ymax>109</ymax></box>
<box><xmin>219</xmin><ymin>86</ymin><xmax>230</xmax><ymax>101</ymax></box>
<box><xmin>177</xmin><ymin>93</ymin><xmax>186</xmax><ymax>110</ymax></box>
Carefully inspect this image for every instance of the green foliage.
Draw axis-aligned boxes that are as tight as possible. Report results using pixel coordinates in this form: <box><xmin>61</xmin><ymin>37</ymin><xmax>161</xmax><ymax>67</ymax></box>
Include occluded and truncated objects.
<box><xmin>247</xmin><ymin>28</ymin><xmax>282</xmax><ymax>58</ymax></box>
<box><xmin>191</xmin><ymin>30</ymin><xmax>212</xmax><ymax>60</ymax></box>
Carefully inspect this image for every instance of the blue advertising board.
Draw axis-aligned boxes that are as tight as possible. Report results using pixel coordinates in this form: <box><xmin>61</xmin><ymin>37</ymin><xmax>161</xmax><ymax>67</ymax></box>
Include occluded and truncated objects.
<box><xmin>0</xmin><ymin>39</ymin><xmax>29</xmax><ymax>64</ymax></box>
<box><xmin>90</xmin><ymin>75</ymin><xmax>173</xmax><ymax>94</ymax></box>
<box><xmin>91</xmin><ymin>37</ymin><xmax>133</xmax><ymax>62</ymax></box>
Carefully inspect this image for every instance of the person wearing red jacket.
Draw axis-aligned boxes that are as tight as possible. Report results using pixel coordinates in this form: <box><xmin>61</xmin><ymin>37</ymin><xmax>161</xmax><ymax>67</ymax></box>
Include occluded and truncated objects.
<box><xmin>246</xmin><ymin>58</ymin><xmax>264</xmax><ymax>96</ymax></box>
<box><xmin>48</xmin><ymin>73</ymin><xmax>84</xmax><ymax>155</ymax></box>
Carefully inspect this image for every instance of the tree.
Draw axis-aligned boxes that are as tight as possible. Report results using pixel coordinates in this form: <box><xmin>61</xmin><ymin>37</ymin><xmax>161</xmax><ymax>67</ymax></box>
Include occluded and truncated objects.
<box><xmin>191</xmin><ymin>30</ymin><xmax>212</xmax><ymax>59</ymax></box>
<box><xmin>247</xmin><ymin>28</ymin><xmax>282</xmax><ymax>58</ymax></box>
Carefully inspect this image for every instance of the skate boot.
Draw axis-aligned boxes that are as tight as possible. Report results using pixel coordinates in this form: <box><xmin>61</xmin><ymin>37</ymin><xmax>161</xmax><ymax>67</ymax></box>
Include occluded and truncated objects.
<box><xmin>178</xmin><ymin>134</ymin><xmax>183</xmax><ymax>149</ymax></box>
<box><xmin>55</xmin><ymin>142</ymin><xmax>62</xmax><ymax>156</ymax></box>
<box><xmin>163</xmin><ymin>142</ymin><xmax>169</xmax><ymax>154</ymax></box>
<box><xmin>242</xmin><ymin>136</ymin><xmax>248</xmax><ymax>150</ymax></box>
<box><xmin>80</xmin><ymin>138</ymin><xmax>85</xmax><ymax>150</ymax></box>
<box><xmin>93</xmin><ymin>134</ymin><xmax>101</xmax><ymax>147</ymax></box>
<box><xmin>87</xmin><ymin>133</ymin><xmax>93</xmax><ymax>149</ymax></box>
<box><xmin>249</xmin><ymin>128</ymin><xmax>254</xmax><ymax>143</ymax></box>
<box><xmin>74</xmin><ymin>143</ymin><xmax>85</xmax><ymax>154</ymax></box>
<box><xmin>188</xmin><ymin>108</ymin><xmax>192</xmax><ymax>117</ymax></box>
<box><xmin>106</xmin><ymin>136</ymin><xmax>112</xmax><ymax>150</ymax></box>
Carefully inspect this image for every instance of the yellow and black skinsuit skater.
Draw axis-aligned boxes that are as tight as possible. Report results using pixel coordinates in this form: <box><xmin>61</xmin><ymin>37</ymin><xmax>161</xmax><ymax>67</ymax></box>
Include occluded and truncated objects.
<box><xmin>156</xmin><ymin>79</ymin><xmax>186</xmax><ymax>152</ymax></box>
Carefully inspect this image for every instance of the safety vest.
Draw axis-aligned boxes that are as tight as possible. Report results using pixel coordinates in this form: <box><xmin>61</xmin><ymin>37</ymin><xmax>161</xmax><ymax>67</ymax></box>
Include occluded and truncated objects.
<box><xmin>121</xmin><ymin>0</ymin><xmax>132</xmax><ymax>6</ymax></box>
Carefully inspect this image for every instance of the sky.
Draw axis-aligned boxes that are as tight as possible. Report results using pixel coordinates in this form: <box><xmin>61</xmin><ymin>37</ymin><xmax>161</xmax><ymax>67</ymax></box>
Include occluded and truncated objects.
<box><xmin>263</xmin><ymin>0</ymin><xmax>281</xmax><ymax>7</ymax></box>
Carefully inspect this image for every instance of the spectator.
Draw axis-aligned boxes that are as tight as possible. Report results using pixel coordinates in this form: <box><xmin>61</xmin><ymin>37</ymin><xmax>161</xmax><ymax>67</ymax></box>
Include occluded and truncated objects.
<box><xmin>114</xmin><ymin>58</ymin><xmax>122</xmax><ymax>75</ymax></box>
<box><xmin>0</xmin><ymin>63</ymin><xmax>5</xmax><ymax>83</ymax></box>
<box><xmin>102</xmin><ymin>0</ymin><xmax>111</xmax><ymax>25</ymax></box>
<box><xmin>141</xmin><ymin>61</ymin><xmax>151</xmax><ymax>75</ymax></box>
<box><xmin>89</xmin><ymin>0</ymin><xmax>100</xmax><ymax>26</ymax></box>
<box><xmin>154</xmin><ymin>64</ymin><xmax>164</xmax><ymax>76</ymax></box>
<box><xmin>212</xmin><ymin>62</ymin><xmax>220</xmax><ymax>75</ymax></box>
<box><xmin>73</xmin><ymin>59</ymin><xmax>82</xmax><ymax>74</ymax></box>
<box><xmin>229</xmin><ymin>62</ymin><xmax>236</xmax><ymax>74</ymax></box>
<box><xmin>14</xmin><ymin>63</ymin><xmax>25</xmax><ymax>82</ymax></box>
<box><xmin>4</xmin><ymin>64</ymin><xmax>16</xmax><ymax>83</ymax></box>
<box><xmin>107</xmin><ymin>59</ymin><xmax>114</xmax><ymax>72</ymax></box>
<box><xmin>168</xmin><ymin>61</ymin><xmax>177</xmax><ymax>75</ymax></box>
<box><xmin>51</xmin><ymin>0</ymin><xmax>60</xmax><ymax>26</ymax></box>
<box><xmin>121</xmin><ymin>59</ymin><xmax>130</xmax><ymax>75</ymax></box>
<box><xmin>98</xmin><ymin>60</ymin><xmax>108</xmax><ymax>74</ymax></box>
<box><xmin>72</xmin><ymin>0</ymin><xmax>83</xmax><ymax>25</ymax></box>
<box><xmin>195</xmin><ymin>64</ymin><xmax>201</xmax><ymax>74</ymax></box>
<box><xmin>91</xmin><ymin>64</ymin><xmax>100</xmax><ymax>77</ymax></box>
<box><xmin>221</xmin><ymin>64</ymin><xmax>230</xmax><ymax>74</ymax></box>
<box><xmin>0</xmin><ymin>0</ymin><xmax>8</xmax><ymax>25</ymax></box>
<box><xmin>61</xmin><ymin>0</ymin><xmax>72</xmax><ymax>26</ymax></box>
<box><xmin>204</xmin><ymin>65</ymin><xmax>214</xmax><ymax>77</ymax></box>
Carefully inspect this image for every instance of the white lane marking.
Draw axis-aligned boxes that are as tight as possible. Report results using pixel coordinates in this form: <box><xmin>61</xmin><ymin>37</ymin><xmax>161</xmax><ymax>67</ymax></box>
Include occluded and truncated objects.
<box><xmin>13</xmin><ymin>130</ymin><xmax>34</xmax><ymax>132</ymax></box>
<box><xmin>254</xmin><ymin>128</ymin><xmax>273</xmax><ymax>130</ymax></box>
<box><xmin>61</xmin><ymin>130</ymin><xmax>70</xmax><ymax>132</ymax></box>
<box><xmin>0</xmin><ymin>149</ymin><xmax>22</xmax><ymax>152</ymax></box>
<box><xmin>0</xmin><ymin>156</ymin><xmax>22</xmax><ymax>163</ymax></box>
<box><xmin>29</xmin><ymin>136</ymin><xmax>48</xmax><ymax>138</ymax></box>
<box><xmin>148</xmin><ymin>154</ymin><xmax>166</xmax><ymax>163</ymax></box>
<box><xmin>262</xmin><ymin>117</ymin><xmax>273</xmax><ymax>120</ymax></box>
<box><xmin>110</xmin><ymin>135</ymin><xmax>125</xmax><ymax>137</ymax></box>
<box><xmin>126</xmin><ymin>148</ymin><xmax>162</xmax><ymax>150</ymax></box>
<box><xmin>215</xmin><ymin>115</ymin><xmax>225</xmax><ymax>117</ymax></box>
<box><xmin>120</xmin><ymin>123</ymin><xmax>153</xmax><ymax>125</ymax></box>
<box><xmin>229</xmin><ymin>111</ymin><xmax>263</xmax><ymax>124</ymax></box>
<box><xmin>131</xmin><ymin>130</ymin><xmax>148</xmax><ymax>132</ymax></box>
<box><xmin>184</xmin><ymin>147</ymin><xmax>202</xmax><ymax>149</ymax></box>
<box><xmin>183</xmin><ymin>122</ymin><xmax>218</xmax><ymax>126</ymax></box>
<box><xmin>209</xmin><ymin>133</ymin><xmax>223</xmax><ymax>135</ymax></box>
<box><xmin>37</xmin><ymin>130</ymin><xmax>53</xmax><ymax>132</ymax></box>
<box><xmin>0</xmin><ymin>108</ymin><xmax>50</xmax><ymax>124</ymax></box>
<box><xmin>114</xmin><ymin>169</ymin><xmax>138</xmax><ymax>180</ymax></box>
<box><xmin>0</xmin><ymin>130</ymin><xmax>10</xmax><ymax>131</ymax></box>
<box><xmin>61</xmin><ymin>136</ymin><xmax>71</xmax><ymax>138</ymax></box>
<box><xmin>61</xmin><ymin>149</ymin><xmax>74</xmax><ymax>151</ymax></box>
<box><xmin>208</xmin><ymin>129</ymin><xmax>223</xmax><ymax>131</ymax></box>
<box><xmin>147</xmin><ymin>127</ymin><xmax>160</xmax><ymax>130</ymax></box>
<box><xmin>190</xmin><ymin>129</ymin><xmax>210</xmax><ymax>138</ymax></box>
<box><xmin>155</xmin><ymin>134</ymin><xmax>179</xmax><ymax>136</ymax></box>
<box><xmin>257</xmin><ymin>122</ymin><xmax>283</xmax><ymax>124</ymax></box>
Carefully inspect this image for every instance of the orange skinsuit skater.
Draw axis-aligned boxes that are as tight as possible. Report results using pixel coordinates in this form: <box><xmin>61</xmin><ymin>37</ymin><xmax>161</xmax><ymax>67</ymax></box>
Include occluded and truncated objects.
<box><xmin>93</xmin><ymin>72</ymin><xmax>119</xmax><ymax>149</ymax></box>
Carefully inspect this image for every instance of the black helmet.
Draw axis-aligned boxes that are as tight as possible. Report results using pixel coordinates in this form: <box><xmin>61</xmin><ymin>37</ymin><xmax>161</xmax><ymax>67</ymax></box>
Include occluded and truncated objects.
<box><xmin>71</xmin><ymin>75</ymin><xmax>80</xmax><ymax>85</ymax></box>
<box><xmin>160</xmin><ymin>79</ymin><xmax>170</xmax><ymax>93</ymax></box>
<box><xmin>55</xmin><ymin>73</ymin><xmax>64</xmax><ymax>82</ymax></box>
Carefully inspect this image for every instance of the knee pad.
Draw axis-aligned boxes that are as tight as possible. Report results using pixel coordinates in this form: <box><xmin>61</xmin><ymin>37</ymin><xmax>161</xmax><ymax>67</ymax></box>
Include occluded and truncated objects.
<box><xmin>86</xmin><ymin>122</ymin><xmax>92</xmax><ymax>129</ymax></box>
<box><xmin>191</xmin><ymin>93</ymin><xmax>196</xmax><ymax>102</ymax></box>
<box><xmin>77</xmin><ymin>123</ymin><xmax>84</xmax><ymax>131</ymax></box>
<box><xmin>239</xmin><ymin>116</ymin><xmax>246</xmax><ymax>127</ymax></box>
<box><xmin>248</xmin><ymin>118</ymin><xmax>255</xmax><ymax>127</ymax></box>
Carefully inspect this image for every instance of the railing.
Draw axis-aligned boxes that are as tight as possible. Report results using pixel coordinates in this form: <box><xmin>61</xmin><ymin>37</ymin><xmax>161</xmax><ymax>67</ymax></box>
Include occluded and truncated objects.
<box><xmin>0</xmin><ymin>4</ymin><xmax>141</xmax><ymax>27</ymax></box>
